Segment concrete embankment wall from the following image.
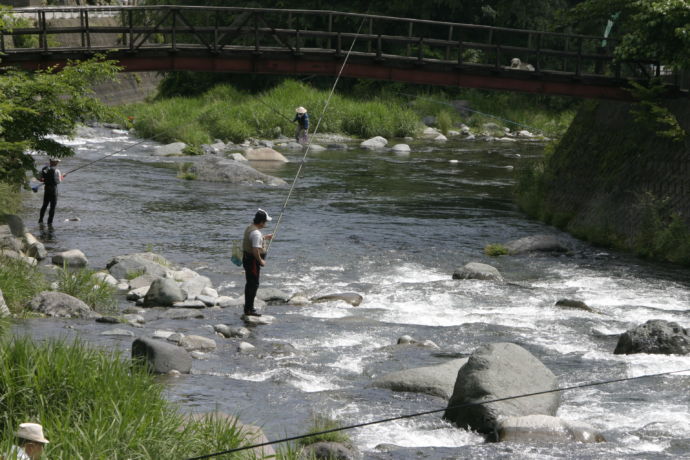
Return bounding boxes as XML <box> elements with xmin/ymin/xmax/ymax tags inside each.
<box><xmin>535</xmin><ymin>98</ymin><xmax>690</xmax><ymax>250</ymax></box>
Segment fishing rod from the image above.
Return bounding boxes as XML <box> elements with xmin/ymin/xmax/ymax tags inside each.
<box><xmin>255</xmin><ymin>97</ymin><xmax>295</xmax><ymax>124</ymax></box>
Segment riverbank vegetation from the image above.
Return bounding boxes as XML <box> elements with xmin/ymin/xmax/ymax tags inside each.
<box><xmin>0</xmin><ymin>337</ymin><xmax>265</xmax><ymax>459</ymax></box>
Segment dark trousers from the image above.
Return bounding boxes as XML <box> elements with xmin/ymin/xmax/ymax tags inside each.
<box><xmin>243</xmin><ymin>253</ymin><xmax>261</xmax><ymax>313</ymax></box>
<box><xmin>39</xmin><ymin>187</ymin><xmax>58</xmax><ymax>224</ymax></box>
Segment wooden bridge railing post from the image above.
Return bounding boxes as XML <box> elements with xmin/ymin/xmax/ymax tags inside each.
<box><xmin>376</xmin><ymin>34</ymin><xmax>382</xmax><ymax>60</ymax></box>
<box><xmin>327</xmin><ymin>13</ymin><xmax>332</xmax><ymax>50</ymax></box>
<box><xmin>213</xmin><ymin>10</ymin><xmax>219</xmax><ymax>53</ymax></box>
<box><xmin>407</xmin><ymin>22</ymin><xmax>412</xmax><ymax>57</ymax></box>
<box><xmin>576</xmin><ymin>37</ymin><xmax>583</xmax><ymax>77</ymax></box>
<box><xmin>171</xmin><ymin>9</ymin><xmax>178</xmax><ymax>51</ymax></box>
<box><xmin>295</xmin><ymin>28</ymin><xmax>301</xmax><ymax>55</ymax></box>
<box><xmin>128</xmin><ymin>9</ymin><xmax>134</xmax><ymax>51</ymax></box>
<box><xmin>446</xmin><ymin>25</ymin><xmax>453</xmax><ymax>61</ymax></box>
<box><xmin>457</xmin><ymin>32</ymin><xmax>464</xmax><ymax>65</ymax></box>
<box><xmin>84</xmin><ymin>10</ymin><xmax>91</xmax><ymax>51</ymax></box>
<box><xmin>367</xmin><ymin>17</ymin><xmax>373</xmax><ymax>53</ymax></box>
<box><xmin>38</xmin><ymin>10</ymin><xmax>47</xmax><ymax>52</ymax></box>
<box><xmin>335</xmin><ymin>31</ymin><xmax>342</xmax><ymax>56</ymax></box>
<box><xmin>535</xmin><ymin>32</ymin><xmax>541</xmax><ymax>72</ymax></box>
<box><xmin>417</xmin><ymin>37</ymin><xmax>424</xmax><ymax>63</ymax></box>
<box><xmin>254</xmin><ymin>12</ymin><xmax>260</xmax><ymax>53</ymax></box>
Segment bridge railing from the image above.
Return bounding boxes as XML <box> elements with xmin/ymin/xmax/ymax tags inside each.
<box><xmin>0</xmin><ymin>5</ymin><xmax>667</xmax><ymax>82</ymax></box>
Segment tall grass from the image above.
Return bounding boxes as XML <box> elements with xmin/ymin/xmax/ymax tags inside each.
<box><xmin>0</xmin><ymin>256</ymin><xmax>49</xmax><ymax>314</ymax></box>
<box><xmin>0</xmin><ymin>337</ymin><xmax>263</xmax><ymax>459</ymax></box>
<box><xmin>0</xmin><ymin>183</ymin><xmax>21</xmax><ymax>215</ymax></box>
<box><xmin>55</xmin><ymin>265</ymin><xmax>117</xmax><ymax>314</ymax></box>
<box><xmin>298</xmin><ymin>415</ymin><xmax>351</xmax><ymax>446</ymax></box>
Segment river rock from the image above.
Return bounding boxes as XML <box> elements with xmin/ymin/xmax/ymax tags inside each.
<box><xmin>179</xmin><ymin>335</ymin><xmax>216</xmax><ymax>352</ymax></box>
<box><xmin>25</xmin><ymin>291</ymin><xmax>95</xmax><ymax>318</ymax></box>
<box><xmin>391</xmin><ymin>144</ymin><xmax>411</xmax><ymax>153</ymax></box>
<box><xmin>152</xmin><ymin>330</ymin><xmax>176</xmax><ymax>340</ymax></box>
<box><xmin>245</xmin><ymin>147</ymin><xmax>288</xmax><ymax>162</ymax></box>
<box><xmin>227</xmin><ymin>152</ymin><xmax>248</xmax><ymax>162</ymax></box>
<box><xmin>238</xmin><ymin>341</ymin><xmax>256</xmax><ymax>352</ymax></box>
<box><xmin>195</xmin><ymin>294</ymin><xmax>217</xmax><ymax>306</ymax></box>
<box><xmin>257</xmin><ymin>287</ymin><xmax>292</xmax><ymax>304</ymax></box>
<box><xmin>434</xmin><ymin>134</ymin><xmax>448</xmax><ymax>142</ymax></box>
<box><xmin>126</xmin><ymin>286</ymin><xmax>149</xmax><ymax>301</ymax></box>
<box><xmin>189</xmin><ymin>155</ymin><xmax>287</xmax><ymax>186</ymax></box>
<box><xmin>555</xmin><ymin>299</ymin><xmax>594</xmax><ymax>312</ymax></box>
<box><xmin>123</xmin><ymin>313</ymin><xmax>145</xmax><ymax>325</ymax></box>
<box><xmin>158</xmin><ymin>308</ymin><xmax>204</xmax><ymax>320</ymax></box>
<box><xmin>452</xmin><ymin>262</ymin><xmax>503</xmax><ymax>282</ymax></box>
<box><xmin>128</xmin><ymin>273</ymin><xmax>158</xmax><ymax>290</ymax></box>
<box><xmin>242</xmin><ymin>314</ymin><xmax>274</xmax><ymax>325</ymax></box>
<box><xmin>93</xmin><ymin>271</ymin><xmax>118</xmax><ymax>286</ymax></box>
<box><xmin>327</xmin><ymin>143</ymin><xmax>348</xmax><ymax>150</ymax></box>
<box><xmin>0</xmin><ymin>288</ymin><xmax>10</xmax><ymax>317</ymax></box>
<box><xmin>614</xmin><ymin>320</ymin><xmax>690</xmax><ymax>355</ymax></box>
<box><xmin>498</xmin><ymin>415</ymin><xmax>605</xmax><ymax>443</ymax></box>
<box><xmin>52</xmin><ymin>249</ymin><xmax>88</xmax><ymax>268</ymax></box>
<box><xmin>504</xmin><ymin>235</ymin><xmax>569</xmax><ymax>255</ymax></box>
<box><xmin>173</xmin><ymin>300</ymin><xmax>207</xmax><ymax>309</ymax></box>
<box><xmin>0</xmin><ymin>214</ymin><xmax>25</xmax><ymax>237</ymax></box>
<box><xmin>288</xmin><ymin>295</ymin><xmax>310</xmax><ymax>306</ymax></box>
<box><xmin>143</xmin><ymin>278</ymin><xmax>186</xmax><ymax>307</ymax></box>
<box><xmin>201</xmin><ymin>286</ymin><xmax>218</xmax><ymax>298</ymax></box>
<box><xmin>131</xmin><ymin>337</ymin><xmax>192</xmax><ymax>374</ymax></box>
<box><xmin>301</xmin><ymin>441</ymin><xmax>362</xmax><ymax>460</ymax></box>
<box><xmin>180</xmin><ymin>275</ymin><xmax>212</xmax><ymax>299</ymax></box>
<box><xmin>373</xmin><ymin>358</ymin><xmax>468</xmax><ymax>399</ymax></box>
<box><xmin>153</xmin><ymin>142</ymin><xmax>186</xmax><ymax>156</ymax></box>
<box><xmin>311</xmin><ymin>292</ymin><xmax>363</xmax><ymax>307</ymax></box>
<box><xmin>443</xmin><ymin>342</ymin><xmax>559</xmax><ymax>437</ymax></box>
<box><xmin>482</xmin><ymin>122</ymin><xmax>505</xmax><ymax>137</ymax></box>
<box><xmin>107</xmin><ymin>254</ymin><xmax>169</xmax><ymax>280</ymax></box>
<box><xmin>0</xmin><ymin>225</ymin><xmax>22</xmax><ymax>253</ymax></box>
<box><xmin>167</xmin><ymin>267</ymin><xmax>201</xmax><ymax>282</ymax></box>
<box><xmin>309</xmin><ymin>144</ymin><xmax>326</xmax><ymax>152</ymax></box>
<box><xmin>214</xmin><ymin>324</ymin><xmax>251</xmax><ymax>338</ymax></box>
<box><xmin>360</xmin><ymin>136</ymin><xmax>388</xmax><ymax>150</ymax></box>
<box><xmin>217</xmin><ymin>296</ymin><xmax>243</xmax><ymax>308</ymax></box>
<box><xmin>23</xmin><ymin>233</ymin><xmax>47</xmax><ymax>260</ymax></box>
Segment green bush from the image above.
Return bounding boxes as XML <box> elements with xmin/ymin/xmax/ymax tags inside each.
<box><xmin>484</xmin><ymin>244</ymin><xmax>509</xmax><ymax>256</ymax></box>
<box><xmin>0</xmin><ymin>338</ymin><xmax>258</xmax><ymax>459</ymax></box>
<box><xmin>436</xmin><ymin>109</ymin><xmax>453</xmax><ymax>135</ymax></box>
<box><xmin>0</xmin><ymin>183</ymin><xmax>21</xmax><ymax>215</ymax></box>
<box><xmin>0</xmin><ymin>256</ymin><xmax>48</xmax><ymax>314</ymax></box>
<box><xmin>55</xmin><ymin>265</ymin><xmax>117</xmax><ymax>313</ymax></box>
<box><xmin>298</xmin><ymin>415</ymin><xmax>350</xmax><ymax>447</ymax></box>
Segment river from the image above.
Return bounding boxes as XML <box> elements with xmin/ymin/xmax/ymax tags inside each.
<box><xmin>13</xmin><ymin>126</ymin><xmax>690</xmax><ymax>459</ymax></box>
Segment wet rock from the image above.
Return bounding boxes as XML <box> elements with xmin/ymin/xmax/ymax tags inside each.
<box><xmin>227</xmin><ymin>152</ymin><xmax>248</xmax><ymax>162</ymax></box>
<box><xmin>52</xmin><ymin>249</ymin><xmax>89</xmax><ymax>268</ymax></box>
<box><xmin>614</xmin><ymin>320</ymin><xmax>690</xmax><ymax>355</ymax></box>
<box><xmin>301</xmin><ymin>441</ymin><xmax>362</xmax><ymax>460</ymax></box>
<box><xmin>195</xmin><ymin>294</ymin><xmax>218</xmax><ymax>307</ymax></box>
<box><xmin>101</xmin><ymin>328</ymin><xmax>135</xmax><ymax>337</ymax></box>
<box><xmin>123</xmin><ymin>306</ymin><xmax>146</xmax><ymax>315</ymax></box>
<box><xmin>26</xmin><ymin>291</ymin><xmax>96</xmax><ymax>318</ymax></box>
<box><xmin>0</xmin><ymin>225</ymin><xmax>22</xmax><ymax>253</ymax></box>
<box><xmin>288</xmin><ymin>295</ymin><xmax>310</xmax><ymax>306</ymax></box>
<box><xmin>96</xmin><ymin>316</ymin><xmax>121</xmax><ymax>324</ymax></box>
<box><xmin>452</xmin><ymin>262</ymin><xmax>503</xmax><ymax>282</ymax></box>
<box><xmin>107</xmin><ymin>254</ymin><xmax>168</xmax><ymax>280</ymax></box>
<box><xmin>158</xmin><ymin>308</ymin><xmax>204</xmax><ymax>320</ymax></box>
<box><xmin>217</xmin><ymin>296</ymin><xmax>243</xmax><ymax>308</ymax></box>
<box><xmin>0</xmin><ymin>288</ymin><xmax>10</xmax><ymax>317</ymax></box>
<box><xmin>152</xmin><ymin>330</ymin><xmax>176</xmax><ymax>340</ymax></box>
<box><xmin>396</xmin><ymin>335</ymin><xmax>439</xmax><ymax>349</ymax></box>
<box><xmin>434</xmin><ymin>134</ymin><xmax>448</xmax><ymax>142</ymax></box>
<box><xmin>172</xmin><ymin>300</ymin><xmax>207</xmax><ymax>309</ymax></box>
<box><xmin>153</xmin><ymin>141</ymin><xmax>186</xmax><ymax>156</ymax></box>
<box><xmin>214</xmin><ymin>324</ymin><xmax>250</xmax><ymax>338</ymax></box>
<box><xmin>126</xmin><ymin>286</ymin><xmax>149</xmax><ymax>301</ymax></box>
<box><xmin>397</xmin><ymin>335</ymin><xmax>415</xmax><ymax>344</ymax></box>
<box><xmin>23</xmin><ymin>233</ymin><xmax>47</xmax><ymax>260</ymax></box>
<box><xmin>504</xmin><ymin>235</ymin><xmax>569</xmax><ymax>255</ymax></box>
<box><xmin>131</xmin><ymin>337</ymin><xmax>192</xmax><ymax>374</ymax></box>
<box><xmin>144</xmin><ymin>278</ymin><xmax>185</xmax><ymax>307</ymax></box>
<box><xmin>93</xmin><ymin>271</ymin><xmax>118</xmax><ymax>286</ymax></box>
<box><xmin>498</xmin><ymin>415</ymin><xmax>605</xmax><ymax>443</ymax></box>
<box><xmin>373</xmin><ymin>358</ymin><xmax>468</xmax><ymax>399</ymax></box>
<box><xmin>0</xmin><ymin>214</ymin><xmax>25</xmax><ymax>237</ymax></box>
<box><xmin>128</xmin><ymin>273</ymin><xmax>157</xmax><ymax>290</ymax></box>
<box><xmin>311</xmin><ymin>292</ymin><xmax>363</xmax><ymax>307</ymax></box>
<box><xmin>482</xmin><ymin>122</ymin><xmax>505</xmax><ymax>137</ymax></box>
<box><xmin>179</xmin><ymin>335</ymin><xmax>216</xmax><ymax>352</ymax></box>
<box><xmin>179</xmin><ymin>275</ymin><xmax>212</xmax><ymax>299</ymax></box>
<box><xmin>245</xmin><ymin>147</ymin><xmax>288</xmax><ymax>162</ymax></box>
<box><xmin>123</xmin><ymin>313</ymin><xmax>145</xmax><ymax>324</ymax></box>
<box><xmin>167</xmin><ymin>267</ymin><xmax>201</xmax><ymax>282</ymax></box>
<box><xmin>242</xmin><ymin>314</ymin><xmax>274</xmax><ymax>325</ymax></box>
<box><xmin>555</xmin><ymin>299</ymin><xmax>594</xmax><ymax>312</ymax></box>
<box><xmin>201</xmin><ymin>286</ymin><xmax>218</xmax><ymax>298</ymax></box>
<box><xmin>327</xmin><ymin>143</ymin><xmax>348</xmax><ymax>150</ymax></box>
<box><xmin>360</xmin><ymin>136</ymin><xmax>388</xmax><ymax>150</ymax></box>
<box><xmin>443</xmin><ymin>343</ymin><xmax>559</xmax><ymax>437</ymax></box>
<box><xmin>308</xmin><ymin>144</ymin><xmax>326</xmax><ymax>152</ymax></box>
<box><xmin>189</xmin><ymin>155</ymin><xmax>287</xmax><ymax>186</ymax></box>
<box><xmin>238</xmin><ymin>342</ymin><xmax>256</xmax><ymax>352</ymax></box>
<box><xmin>422</xmin><ymin>127</ymin><xmax>439</xmax><ymax>137</ymax></box>
<box><xmin>257</xmin><ymin>287</ymin><xmax>291</xmax><ymax>304</ymax></box>
<box><xmin>391</xmin><ymin>144</ymin><xmax>411</xmax><ymax>153</ymax></box>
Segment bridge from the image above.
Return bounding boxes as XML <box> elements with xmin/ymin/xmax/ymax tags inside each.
<box><xmin>0</xmin><ymin>5</ymin><xmax>684</xmax><ymax>100</ymax></box>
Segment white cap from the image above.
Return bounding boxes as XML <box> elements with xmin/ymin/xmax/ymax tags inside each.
<box><xmin>295</xmin><ymin>106</ymin><xmax>307</xmax><ymax>114</ymax></box>
<box><xmin>16</xmin><ymin>423</ymin><xmax>49</xmax><ymax>444</ymax></box>
<box><xmin>256</xmin><ymin>208</ymin><xmax>272</xmax><ymax>222</ymax></box>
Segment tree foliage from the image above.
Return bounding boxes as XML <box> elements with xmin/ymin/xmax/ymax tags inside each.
<box><xmin>0</xmin><ymin>55</ymin><xmax>121</xmax><ymax>186</ymax></box>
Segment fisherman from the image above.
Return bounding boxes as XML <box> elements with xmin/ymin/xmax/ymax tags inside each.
<box><xmin>38</xmin><ymin>158</ymin><xmax>63</xmax><ymax>226</ymax></box>
<box><xmin>293</xmin><ymin>106</ymin><xmax>309</xmax><ymax>144</ymax></box>
<box><xmin>242</xmin><ymin>208</ymin><xmax>273</xmax><ymax>317</ymax></box>
<box><xmin>7</xmin><ymin>422</ymin><xmax>50</xmax><ymax>460</ymax></box>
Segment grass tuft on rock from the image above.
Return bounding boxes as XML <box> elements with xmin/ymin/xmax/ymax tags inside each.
<box><xmin>56</xmin><ymin>265</ymin><xmax>117</xmax><ymax>314</ymax></box>
<box><xmin>0</xmin><ymin>256</ymin><xmax>49</xmax><ymax>314</ymax></box>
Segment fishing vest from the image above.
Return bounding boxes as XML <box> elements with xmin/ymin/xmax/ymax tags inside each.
<box><xmin>242</xmin><ymin>224</ymin><xmax>264</xmax><ymax>255</ymax></box>
<box><xmin>42</xmin><ymin>166</ymin><xmax>58</xmax><ymax>187</ymax></box>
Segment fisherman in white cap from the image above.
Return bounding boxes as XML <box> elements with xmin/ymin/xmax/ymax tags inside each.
<box><xmin>293</xmin><ymin>106</ymin><xmax>309</xmax><ymax>144</ymax></box>
<box><xmin>241</xmin><ymin>208</ymin><xmax>273</xmax><ymax>317</ymax></box>
<box><xmin>7</xmin><ymin>422</ymin><xmax>49</xmax><ymax>460</ymax></box>
<box><xmin>38</xmin><ymin>158</ymin><xmax>63</xmax><ymax>226</ymax></box>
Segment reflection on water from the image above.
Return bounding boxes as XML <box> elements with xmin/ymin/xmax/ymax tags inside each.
<box><xmin>16</xmin><ymin>128</ymin><xmax>690</xmax><ymax>459</ymax></box>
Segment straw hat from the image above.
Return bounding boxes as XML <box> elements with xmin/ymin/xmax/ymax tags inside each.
<box><xmin>16</xmin><ymin>423</ymin><xmax>50</xmax><ymax>444</ymax></box>
<box><xmin>295</xmin><ymin>107</ymin><xmax>307</xmax><ymax>114</ymax></box>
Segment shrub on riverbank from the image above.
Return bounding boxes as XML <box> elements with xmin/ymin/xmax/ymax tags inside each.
<box><xmin>0</xmin><ymin>337</ymin><xmax>259</xmax><ymax>459</ymax></box>
<box><xmin>0</xmin><ymin>256</ymin><xmax>49</xmax><ymax>314</ymax></box>
<box><xmin>123</xmin><ymin>80</ymin><xmax>421</xmax><ymax>145</ymax></box>
<box><xmin>0</xmin><ymin>183</ymin><xmax>21</xmax><ymax>215</ymax></box>
<box><xmin>55</xmin><ymin>266</ymin><xmax>117</xmax><ymax>313</ymax></box>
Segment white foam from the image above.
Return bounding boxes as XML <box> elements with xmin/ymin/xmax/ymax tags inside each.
<box><xmin>355</xmin><ymin>418</ymin><xmax>483</xmax><ymax>449</ymax></box>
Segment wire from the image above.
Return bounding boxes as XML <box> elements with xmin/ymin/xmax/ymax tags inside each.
<box><xmin>184</xmin><ymin>367</ymin><xmax>690</xmax><ymax>460</ymax></box>
<box><xmin>265</xmin><ymin>17</ymin><xmax>367</xmax><ymax>254</ymax></box>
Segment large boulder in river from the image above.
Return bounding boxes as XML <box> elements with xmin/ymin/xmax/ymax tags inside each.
<box><xmin>132</xmin><ymin>337</ymin><xmax>192</xmax><ymax>374</ymax></box>
<box><xmin>189</xmin><ymin>156</ymin><xmax>287</xmax><ymax>186</ymax></box>
<box><xmin>504</xmin><ymin>235</ymin><xmax>569</xmax><ymax>255</ymax></box>
<box><xmin>153</xmin><ymin>142</ymin><xmax>186</xmax><ymax>156</ymax></box>
<box><xmin>311</xmin><ymin>292</ymin><xmax>363</xmax><ymax>306</ymax></box>
<box><xmin>443</xmin><ymin>343</ymin><xmax>559</xmax><ymax>438</ymax></box>
<box><xmin>614</xmin><ymin>320</ymin><xmax>690</xmax><ymax>355</ymax></box>
<box><xmin>301</xmin><ymin>441</ymin><xmax>362</xmax><ymax>460</ymax></box>
<box><xmin>143</xmin><ymin>278</ymin><xmax>186</xmax><ymax>307</ymax></box>
<box><xmin>26</xmin><ymin>291</ymin><xmax>96</xmax><ymax>318</ymax></box>
<box><xmin>498</xmin><ymin>415</ymin><xmax>605</xmax><ymax>443</ymax></box>
<box><xmin>107</xmin><ymin>253</ymin><xmax>169</xmax><ymax>280</ymax></box>
<box><xmin>52</xmin><ymin>249</ymin><xmax>89</xmax><ymax>268</ymax></box>
<box><xmin>373</xmin><ymin>358</ymin><xmax>468</xmax><ymax>399</ymax></box>
<box><xmin>244</xmin><ymin>147</ymin><xmax>288</xmax><ymax>162</ymax></box>
<box><xmin>452</xmin><ymin>262</ymin><xmax>503</xmax><ymax>282</ymax></box>
<box><xmin>360</xmin><ymin>136</ymin><xmax>388</xmax><ymax>150</ymax></box>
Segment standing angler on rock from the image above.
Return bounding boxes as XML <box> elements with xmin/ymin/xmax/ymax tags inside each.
<box><xmin>242</xmin><ymin>209</ymin><xmax>273</xmax><ymax>317</ymax></box>
<box><xmin>38</xmin><ymin>158</ymin><xmax>64</xmax><ymax>226</ymax></box>
<box><xmin>293</xmin><ymin>106</ymin><xmax>309</xmax><ymax>144</ymax></box>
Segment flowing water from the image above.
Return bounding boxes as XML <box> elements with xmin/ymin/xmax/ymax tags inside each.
<box><xmin>13</xmin><ymin>126</ymin><xmax>690</xmax><ymax>459</ymax></box>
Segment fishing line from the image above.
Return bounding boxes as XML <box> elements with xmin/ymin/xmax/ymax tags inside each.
<box><xmin>395</xmin><ymin>91</ymin><xmax>551</xmax><ymax>137</ymax></box>
<box><xmin>255</xmin><ymin>97</ymin><xmax>295</xmax><ymax>124</ymax></box>
<box><xmin>265</xmin><ymin>16</ymin><xmax>367</xmax><ymax>254</ymax></box>
<box><xmin>184</xmin><ymin>367</ymin><xmax>690</xmax><ymax>460</ymax></box>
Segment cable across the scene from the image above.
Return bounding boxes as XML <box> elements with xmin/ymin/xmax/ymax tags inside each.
<box><xmin>184</xmin><ymin>367</ymin><xmax>690</xmax><ymax>460</ymax></box>
<box><xmin>265</xmin><ymin>18</ymin><xmax>367</xmax><ymax>254</ymax></box>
